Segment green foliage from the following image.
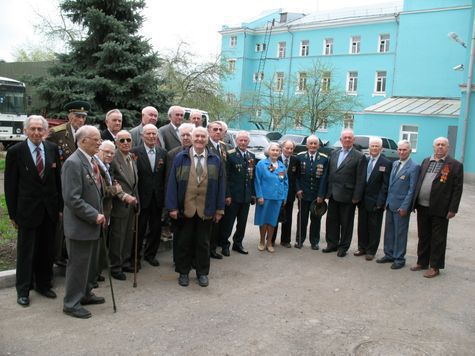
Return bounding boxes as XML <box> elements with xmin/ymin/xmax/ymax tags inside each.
<box><xmin>0</xmin><ymin>159</ymin><xmax>5</xmax><ymax>172</ymax></box>
<box><xmin>12</xmin><ymin>47</ymin><xmax>57</xmax><ymax>62</ymax></box>
<box><xmin>30</xmin><ymin>0</ymin><xmax>169</xmax><ymax>127</ymax></box>
<box><xmin>0</xmin><ymin>195</ymin><xmax>17</xmax><ymax>271</ymax></box>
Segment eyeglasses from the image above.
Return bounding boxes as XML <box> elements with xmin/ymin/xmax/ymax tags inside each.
<box><xmin>212</xmin><ymin>127</ymin><xmax>223</xmax><ymax>132</ymax></box>
<box><xmin>118</xmin><ymin>138</ymin><xmax>132</xmax><ymax>143</ymax></box>
<box><xmin>85</xmin><ymin>136</ymin><xmax>102</xmax><ymax>143</ymax></box>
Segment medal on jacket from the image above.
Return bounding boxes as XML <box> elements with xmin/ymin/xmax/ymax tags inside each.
<box><xmin>248</xmin><ymin>158</ymin><xmax>254</xmax><ymax>179</ymax></box>
<box><xmin>300</xmin><ymin>161</ymin><xmax>306</xmax><ymax>175</ymax></box>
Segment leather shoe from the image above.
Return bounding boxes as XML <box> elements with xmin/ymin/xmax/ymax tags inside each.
<box><xmin>97</xmin><ymin>274</ymin><xmax>105</xmax><ymax>282</ymax></box>
<box><xmin>410</xmin><ymin>264</ymin><xmax>428</xmax><ymax>271</ymax></box>
<box><xmin>322</xmin><ymin>247</ymin><xmax>337</xmax><ymax>253</ymax></box>
<box><xmin>232</xmin><ymin>244</ymin><xmax>248</xmax><ymax>255</ymax></box>
<box><xmin>35</xmin><ymin>288</ymin><xmax>57</xmax><ymax>299</ymax></box>
<box><xmin>111</xmin><ymin>272</ymin><xmax>126</xmax><ymax>280</ymax></box>
<box><xmin>390</xmin><ymin>262</ymin><xmax>405</xmax><ymax>270</ymax></box>
<box><xmin>294</xmin><ymin>243</ymin><xmax>302</xmax><ymax>249</ymax></box>
<box><xmin>266</xmin><ymin>245</ymin><xmax>275</xmax><ymax>253</ymax></box>
<box><xmin>365</xmin><ymin>254</ymin><xmax>375</xmax><ymax>261</ymax></box>
<box><xmin>178</xmin><ymin>273</ymin><xmax>189</xmax><ymax>287</ymax></box>
<box><xmin>376</xmin><ymin>256</ymin><xmax>394</xmax><ymax>264</ymax></box>
<box><xmin>17</xmin><ymin>296</ymin><xmax>30</xmax><ymax>307</ymax></box>
<box><xmin>353</xmin><ymin>250</ymin><xmax>365</xmax><ymax>256</ymax></box>
<box><xmin>81</xmin><ymin>294</ymin><xmax>105</xmax><ymax>305</ymax></box>
<box><xmin>424</xmin><ymin>268</ymin><xmax>440</xmax><ymax>278</ymax></box>
<box><xmin>122</xmin><ymin>266</ymin><xmax>135</xmax><ymax>273</ymax></box>
<box><xmin>258</xmin><ymin>243</ymin><xmax>266</xmax><ymax>251</ymax></box>
<box><xmin>221</xmin><ymin>246</ymin><xmax>230</xmax><ymax>257</ymax></box>
<box><xmin>337</xmin><ymin>249</ymin><xmax>347</xmax><ymax>257</ymax></box>
<box><xmin>197</xmin><ymin>275</ymin><xmax>209</xmax><ymax>287</ymax></box>
<box><xmin>311</xmin><ymin>244</ymin><xmax>319</xmax><ymax>250</ymax></box>
<box><xmin>92</xmin><ymin>281</ymin><xmax>99</xmax><ymax>289</ymax></box>
<box><xmin>280</xmin><ymin>242</ymin><xmax>292</xmax><ymax>248</ymax></box>
<box><xmin>145</xmin><ymin>257</ymin><xmax>160</xmax><ymax>266</ymax></box>
<box><xmin>210</xmin><ymin>250</ymin><xmax>223</xmax><ymax>259</ymax></box>
<box><xmin>63</xmin><ymin>307</ymin><xmax>92</xmax><ymax>319</ymax></box>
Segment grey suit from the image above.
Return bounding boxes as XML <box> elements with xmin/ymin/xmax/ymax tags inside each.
<box><xmin>129</xmin><ymin>124</ymin><xmax>144</xmax><ymax>147</ymax></box>
<box><xmin>325</xmin><ymin>148</ymin><xmax>366</xmax><ymax>252</ymax></box>
<box><xmin>62</xmin><ymin>149</ymin><xmax>103</xmax><ymax>311</ymax></box>
<box><xmin>158</xmin><ymin>123</ymin><xmax>181</xmax><ymax>151</ymax></box>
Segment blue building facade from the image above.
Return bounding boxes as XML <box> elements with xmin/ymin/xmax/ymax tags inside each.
<box><xmin>219</xmin><ymin>0</ymin><xmax>474</xmax><ymax>178</ymax></box>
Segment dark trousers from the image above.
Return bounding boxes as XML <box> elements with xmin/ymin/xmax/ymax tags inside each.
<box><xmin>16</xmin><ymin>214</ymin><xmax>56</xmax><ymax>297</ymax></box>
<box><xmin>295</xmin><ymin>199</ymin><xmax>321</xmax><ymax>246</ymax></box>
<box><xmin>325</xmin><ymin>198</ymin><xmax>356</xmax><ymax>251</ymax></box>
<box><xmin>136</xmin><ymin>200</ymin><xmax>162</xmax><ymax>261</ymax></box>
<box><xmin>209</xmin><ymin>220</ymin><xmax>221</xmax><ymax>252</ymax></box>
<box><xmin>272</xmin><ymin>197</ymin><xmax>295</xmax><ymax>244</ymax></box>
<box><xmin>357</xmin><ymin>206</ymin><xmax>384</xmax><ymax>255</ymax></box>
<box><xmin>175</xmin><ymin>214</ymin><xmax>212</xmax><ymax>276</ymax></box>
<box><xmin>416</xmin><ymin>205</ymin><xmax>449</xmax><ymax>269</ymax></box>
<box><xmin>219</xmin><ymin>201</ymin><xmax>250</xmax><ymax>248</ymax></box>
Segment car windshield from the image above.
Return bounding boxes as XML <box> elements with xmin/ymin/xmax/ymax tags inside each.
<box><xmin>249</xmin><ymin>135</ymin><xmax>270</xmax><ymax>149</ymax></box>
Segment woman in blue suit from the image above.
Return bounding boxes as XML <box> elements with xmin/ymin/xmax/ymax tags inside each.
<box><xmin>254</xmin><ymin>142</ymin><xmax>288</xmax><ymax>252</ymax></box>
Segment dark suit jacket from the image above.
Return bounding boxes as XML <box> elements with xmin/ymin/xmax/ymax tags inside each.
<box><xmin>131</xmin><ymin>144</ymin><xmax>167</xmax><ymax>209</ymax></box>
<box><xmin>296</xmin><ymin>152</ymin><xmax>328</xmax><ymax>201</ymax></box>
<box><xmin>110</xmin><ymin>151</ymin><xmax>139</xmax><ymax>218</ymax></box>
<box><xmin>5</xmin><ymin>140</ymin><xmax>62</xmax><ymax>228</ymax></box>
<box><xmin>225</xmin><ymin>149</ymin><xmax>256</xmax><ymax>203</ymax></box>
<box><xmin>278</xmin><ymin>154</ymin><xmax>298</xmax><ymax>202</ymax></box>
<box><xmin>158</xmin><ymin>123</ymin><xmax>181</xmax><ymax>151</ymax></box>
<box><xmin>327</xmin><ymin>148</ymin><xmax>366</xmax><ymax>203</ymax></box>
<box><xmin>101</xmin><ymin>129</ymin><xmax>115</xmax><ymax>142</ymax></box>
<box><xmin>413</xmin><ymin>155</ymin><xmax>463</xmax><ymax>217</ymax></box>
<box><xmin>361</xmin><ymin>155</ymin><xmax>391</xmax><ymax>211</ymax></box>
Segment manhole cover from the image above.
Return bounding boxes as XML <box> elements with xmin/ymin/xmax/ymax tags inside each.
<box><xmin>354</xmin><ymin>340</ymin><xmax>430</xmax><ymax>356</ymax></box>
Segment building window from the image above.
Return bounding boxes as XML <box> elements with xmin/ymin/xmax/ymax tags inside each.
<box><xmin>225</xmin><ymin>93</ymin><xmax>236</xmax><ymax>103</ymax></box>
<box><xmin>346</xmin><ymin>71</ymin><xmax>358</xmax><ymax>94</ymax></box>
<box><xmin>317</xmin><ymin>118</ymin><xmax>328</xmax><ymax>131</ymax></box>
<box><xmin>277</xmin><ymin>42</ymin><xmax>286</xmax><ymax>58</ymax></box>
<box><xmin>350</xmin><ymin>36</ymin><xmax>361</xmax><ymax>54</ymax></box>
<box><xmin>275</xmin><ymin>72</ymin><xmax>284</xmax><ymax>92</ymax></box>
<box><xmin>300</xmin><ymin>40</ymin><xmax>309</xmax><ymax>56</ymax></box>
<box><xmin>400</xmin><ymin>125</ymin><xmax>418</xmax><ymax>151</ymax></box>
<box><xmin>230</xmin><ymin>36</ymin><xmax>237</xmax><ymax>48</ymax></box>
<box><xmin>295</xmin><ymin>115</ymin><xmax>303</xmax><ymax>129</ymax></box>
<box><xmin>323</xmin><ymin>38</ymin><xmax>333</xmax><ymax>55</ymax></box>
<box><xmin>255</xmin><ymin>109</ymin><xmax>262</xmax><ymax>119</ymax></box>
<box><xmin>255</xmin><ymin>43</ymin><xmax>267</xmax><ymax>52</ymax></box>
<box><xmin>374</xmin><ymin>71</ymin><xmax>387</xmax><ymax>94</ymax></box>
<box><xmin>343</xmin><ymin>114</ymin><xmax>354</xmax><ymax>129</ymax></box>
<box><xmin>378</xmin><ymin>34</ymin><xmax>390</xmax><ymax>53</ymax></box>
<box><xmin>321</xmin><ymin>72</ymin><xmax>331</xmax><ymax>92</ymax></box>
<box><xmin>227</xmin><ymin>59</ymin><xmax>236</xmax><ymax>72</ymax></box>
<box><xmin>253</xmin><ymin>72</ymin><xmax>264</xmax><ymax>82</ymax></box>
<box><xmin>297</xmin><ymin>72</ymin><xmax>307</xmax><ymax>92</ymax></box>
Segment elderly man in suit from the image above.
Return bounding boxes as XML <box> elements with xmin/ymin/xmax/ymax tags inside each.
<box><xmin>272</xmin><ymin>139</ymin><xmax>299</xmax><ymax>248</ymax></box>
<box><xmin>109</xmin><ymin>130</ymin><xmax>139</xmax><ymax>280</ymax></box>
<box><xmin>377</xmin><ymin>139</ymin><xmax>420</xmax><ymax>270</ymax></box>
<box><xmin>130</xmin><ymin>124</ymin><xmax>168</xmax><ymax>267</ymax></box>
<box><xmin>189</xmin><ymin>110</ymin><xmax>203</xmax><ymax>127</ymax></box>
<box><xmin>129</xmin><ymin>106</ymin><xmax>159</xmax><ymax>147</ymax></box>
<box><xmin>62</xmin><ymin>125</ymin><xmax>106</xmax><ymax>319</ymax></box>
<box><xmin>355</xmin><ymin>137</ymin><xmax>391</xmax><ymax>261</ymax></box>
<box><xmin>295</xmin><ymin>135</ymin><xmax>329</xmax><ymax>250</ymax></box>
<box><xmin>324</xmin><ymin>129</ymin><xmax>366</xmax><ymax>257</ymax></box>
<box><xmin>158</xmin><ymin>105</ymin><xmax>184</xmax><ymax>151</ymax></box>
<box><xmin>166</xmin><ymin>126</ymin><xmax>225</xmax><ymax>287</ymax></box>
<box><xmin>411</xmin><ymin>137</ymin><xmax>463</xmax><ymax>278</ymax></box>
<box><xmin>5</xmin><ymin>115</ymin><xmax>62</xmax><ymax>307</ymax></box>
<box><xmin>101</xmin><ymin>109</ymin><xmax>123</xmax><ymax>142</ymax></box>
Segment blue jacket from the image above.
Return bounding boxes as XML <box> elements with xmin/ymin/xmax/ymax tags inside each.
<box><xmin>386</xmin><ymin>158</ymin><xmax>420</xmax><ymax>213</ymax></box>
<box><xmin>166</xmin><ymin>147</ymin><xmax>225</xmax><ymax>216</ymax></box>
<box><xmin>254</xmin><ymin>158</ymin><xmax>288</xmax><ymax>201</ymax></box>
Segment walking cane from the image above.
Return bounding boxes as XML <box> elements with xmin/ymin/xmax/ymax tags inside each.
<box><xmin>298</xmin><ymin>196</ymin><xmax>302</xmax><ymax>248</ymax></box>
<box><xmin>133</xmin><ymin>212</ymin><xmax>139</xmax><ymax>288</ymax></box>
<box><xmin>101</xmin><ymin>225</ymin><xmax>117</xmax><ymax>313</ymax></box>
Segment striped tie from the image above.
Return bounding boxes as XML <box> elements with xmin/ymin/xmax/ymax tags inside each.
<box><xmin>36</xmin><ymin>146</ymin><xmax>44</xmax><ymax>178</ymax></box>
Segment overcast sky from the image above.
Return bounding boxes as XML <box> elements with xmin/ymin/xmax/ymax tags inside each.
<box><xmin>0</xmin><ymin>0</ymin><xmax>397</xmax><ymax>62</ymax></box>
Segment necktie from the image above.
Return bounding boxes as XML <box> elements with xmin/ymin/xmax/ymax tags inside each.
<box><xmin>310</xmin><ymin>155</ymin><xmax>314</xmax><ymax>168</ymax></box>
<box><xmin>126</xmin><ymin>155</ymin><xmax>133</xmax><ymax>174</ymax></box>
<box><xmin>196</xmin><ymin>155</ymin><xmax>203</xmax><ymax>182</ymax></box>
<box><xmin>148</xmin><ymin>148</ymin><xmax>155</xmax><ymax>171</ymax></box>
<box><xmin>92</xmin><ymin>158</ymin><xmax>101</xmax><ymax>188</ymax></box>
<box><xmin>367</xmin><ymin>158</ymin><xmax>375</xmax><ymax>181</ymax></box>
<box><xmin>242</xmin><ymin>151</ymin><xmax>247</xmax><ymax>160</ymax></box>
<box><xmin>35</xmin><ymin>146</ymin><xmax>44</xmax><ymax>178</ymax></box>
<box><xmin>284</xmin><ymin>157</ymin><xmax>289</xmax><ymax>167</ymax></box>
<box><xmin>216</xmin><ymin>144</ymin><xmax>221</xmax><ymax>156</ymax></box>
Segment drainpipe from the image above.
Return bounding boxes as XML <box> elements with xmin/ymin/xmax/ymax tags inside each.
<box><xmin>461</xmin><ymin>17</ymin><xmax>475</xmax><ymax>163</ymax></box>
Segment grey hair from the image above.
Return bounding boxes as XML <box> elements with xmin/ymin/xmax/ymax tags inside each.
<box><xmin>369</xmin><ymin>136</ymin><xmax>383</xmax><ymax>146</ymax></box>
<box><xmin>24</xmin><ymin>115</ymin><xmax>48</xmax><ymax>130</ymax></box>
<box><xmin>105</xmin><ymin>109</ymin><xmax>122</xmax><ymax>121</ymax></box>
<box><xmin>398</xmin><ymin>139</ymin><xmax>412</xmax><ymax>150</ymax></box>
<box><xmin>99</xmin><ymin>140</ymin><xmax>115</xmax><ymax>150</ymax></box>
<box><xmin>142</xmin><ymin>123</ymin><xmax>158</xmax><ymax>133</ymax></box>
<box><xmin>306</xmin><ymin>135</ymin><xmax>320</xmax><ymax>144</ymax></box>
<box><xmin>340</xmin><ymin>128</ymin><xmax>355</xmax><ymax>138</ymax></box>
<box><xmin>215</xmin><ymin>120</ymin><xmax>228</xmax><ymax>131</ymax></box>
<box><xmin>179</xmin><ymin>123</ymin><xmax>194</xmax><ymax>135</ymax></box>
<box><xmin>192</xmin><ymin>126</ymin><xmax>208</xmax><ymax>138</ymax></box>
<box><xmin>235</xmin><ymin>130</ymin><xmax>250</xmax><ymax>140</ymax></box>
<box><xmin>266</xmin><ymin>142</ymin><xmax>281</xmax><ymax>155</ymax></box>
<box><xmin>167</xmin><ymin>105</ymin><xmax>184</xmax><ymax>118</ymax></box>
<box><xmin>433</xmin><ymin>137</ymin><xmax>449</xmax><ymax>146</ymax></box>
<box><xmin>76</xmin><ymin>125</ymin><xmax>99</xmax><ymax>142</ymax></box>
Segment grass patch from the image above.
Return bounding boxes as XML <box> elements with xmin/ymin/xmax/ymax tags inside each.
<box><xmin>0</xmin><ymin>194</ymin><xmax>16</xmax><ymax>271</ymax></box>
<box><xmin>0</xmin><ymin>159</ymin><xmax>5</xmax><ymax>172</ymax></box>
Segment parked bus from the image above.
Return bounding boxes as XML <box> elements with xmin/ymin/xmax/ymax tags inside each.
<box><xmin>0</xmin><ymin>76</ymin><xmax>27</xmax><ymax>148</ymax></box>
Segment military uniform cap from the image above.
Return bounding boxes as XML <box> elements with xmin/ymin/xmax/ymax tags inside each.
<box><xmin>64</xmin><ymin>100</ymin><xmax>91</xmax><ymax>116</ymax></box>
<box><xmin>310</xmin><ymin>200</ymin><xmax>328</xmax><ymax>218</ymax></box>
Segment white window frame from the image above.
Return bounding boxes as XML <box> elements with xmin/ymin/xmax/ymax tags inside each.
<box><xmin>255</xmin><ymin>109</ymin><xmax>262</xmax><ymax>119</ymax></box>
<box><xmin>321</xmin><ymin>72</ymin><xmax>331</xmax><ymax>92</ymax></box>
<box><xmin>227</xmin><ymin>59</ymin><xmax>236</xmax><ymax>72</ymax></box>
<box><xmin>277</xmin><ymin>42</ymin><xmax>286</xmax><ymax>58</ymax></box>
<box><xmin>374</xmin><ymin>71</ymin><xmax>387</xmax><ymax>95</ymax></box>
<box><xmin>230</xmin><ymin>36</ymin><xmax>237</xmax><ymax>48</ymax></box>
<box><xmin>300</xmin><ymin>40</ymin><xmax>309</xmax><ymax>57</ymax></box>
<box><xmin>275</xmin><ymin>72</ymin><xmax>284</xmax><ymax>92</ymax></box>
<box><xmin>253</xmin><ymin>72</ymin><xmax>264</xmax><ymax>82</ymax></box>
<box><xmin>323</xmin><ymin>38</ymin><xmax>333</xmax><ymax>55</ymax></box>
<box><xmin>343</xmin><ymin>113</ymin><xmax>354</xmax><ymax>129</ymax></box>
<box><xmin>297</xmin><ymin>72</ymin><xmax>307</xmax><ymax>92</ymax></box>
<box><xmin>349</xmin><ymin>36</ymin><xmax>361</xmax><ymax>54</ymax></box>
<box><xmin>255</xmin><ymin>43</ymin><xmax>267</xmax><ymax>52</ymax></box>
<box><xmin>400</xmin><ymin>125</ymin><xmax>419</xmax><ymax>152</ymax></box>
<box><xmin>346</xmin><ymin>71</ymin><xmax>358</xmax><ymax>94</ymax></box>
<box><xmin>378</xmin><ymin>34</ymin><xmax>390</xmax><ymax>53</ymax></box>
<box><xmin>317</xmin><ymin>118</ymin><xmax>328</xmax><ymax>132</ymax></box>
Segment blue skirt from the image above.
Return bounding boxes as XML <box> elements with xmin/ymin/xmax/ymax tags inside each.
<box><xmin>254</xmin><ymin>199</ymin><xmax>283</xmax><ymax>227</ymax></box>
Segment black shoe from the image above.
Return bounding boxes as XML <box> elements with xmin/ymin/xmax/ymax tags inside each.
<box><xmin>145</xmin><ymin>257</ymin><xmax>160</xmax><ymax>266</ymax></box>
<box><xmin>97</xmin><ymin>274</ymin><xmax>105</xmax><ymax>282</ymax></box>
<box><xmin>294</xmin><ymin>243</ymin><xmax>302</xmax><ymax>249</ymax></box>
<box><xmin>376</xmin><ymin>256</ymin><xmax>394</xmax><ymax>264</ymax></box>
<box><xmin>311</xmin><ymin>244</ymin><xmax>320</xmax><ymax>250</ymax></box>
<box><xmin>280</xmin><ymin>242</ymin><xmax>292</xmax><ymax>248</ymax></box>
<box><xmin>221</xmin><ymin>246</ymin><xmax>230</xmax><ymax>257</ymax></box>
<box><xmin>122</xmin><ymin>266</ymin><xmax>135</xmax><ymax>273</ymax></box>
<box><xmin>337</xmin><ymin>249</ymin><xmax>347</xmax><ymax>257</ymax></box>
<box><xmin>197</xmin><ymin>275</ymin><xmax>209</xmax><ymax>287</ymax></box>
<box><xmin>35</xmin><ymin>288</ymin><xmax>57</xmax><ymax>299</ymax></box>
<box><xmin>232</xmin><ymin>244</ymin><xmax>248</xmax><ymax>255</ymax></box>
<box><xmin>390</xmin><ymin>262</ymin><xmax>405</xmax><ymax>270</ymax></box>
<box><xmin>92</xmin><ymin>281</ymin><xmax>99</xmax><ymax>289</ymax></box>
<box><xmin>63</xmin><ymin>307</ymin><xmax>92</xmax><ymax>319</ymax></box>
<box><xmin>178</xmin><ymin>274</ymin><xmax>189</xmax><ymax>287</ymax></box>
<box><xmin>322</xmin><ymin>247</ymin><xmax>337</xmax><ymax>253</ymax></box>
<box><xmin>210</xmin><ymin>250</ymin><xmax>223</xmax><ymax>259</ymax></box>
<box><xmin>111</xmin><ymin>272</ymin><xmax>126</xmax><ymax>280</ymax></box>
<box><xmin>81</xmin><ymin>294</ymin><xmax>105</xmax><ymax>305</ymax></box>
<box><xmin>17</xmin><ymin>296</ymin><xmax>30</xmax><ymax>307</ymax></box>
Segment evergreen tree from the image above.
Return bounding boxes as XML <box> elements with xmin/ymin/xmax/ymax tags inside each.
<box><xmin>32</xmin><ymin>0</ymin><xmax>168</xmax><ymax>126</ymax></box>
